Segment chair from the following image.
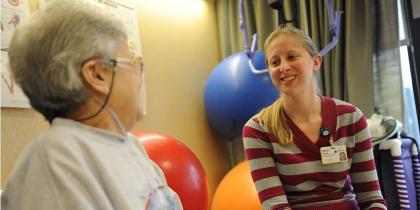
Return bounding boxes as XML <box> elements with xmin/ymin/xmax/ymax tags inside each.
<box><xmin>373</xmin><ymin>138</ymin><xmax>420</xmax><ymax>210</ymax></box>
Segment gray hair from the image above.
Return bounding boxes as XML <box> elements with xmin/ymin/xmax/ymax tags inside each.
<box><xmin>8</xmin><ymin>0</ymin><xmax>127</xmax><ymax>122</ymax></box>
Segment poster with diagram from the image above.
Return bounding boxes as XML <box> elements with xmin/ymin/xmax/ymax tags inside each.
<box><xmin>1</xmin><ymin>0</ymin><xmax>31</xmax><ymax>108</ymax></box>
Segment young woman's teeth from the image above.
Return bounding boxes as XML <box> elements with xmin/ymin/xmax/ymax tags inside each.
<box><xmin>282</xmin><ymin>75</ymin><xmax>296</xmax><ymax>81</ymax></box>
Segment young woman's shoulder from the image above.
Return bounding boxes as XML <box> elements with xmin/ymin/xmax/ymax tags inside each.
<box><xmin>327</xmin><ymin>97</ymin><xmax>353</xmax><ymax>106</ymax></box>
<box><xmin>328</xmin><ymin>97</ymin><xmax>363</xmax><ymax>112</ymax></box>
<box><xmin>245</xmin><ymin>113</ymin><xmax>260</xmax><ymax>124</ymax></box>
<box><xmin>243</xmin><ymin>113</ymin><xmax>271</xmax><ymax>134</ymax></box>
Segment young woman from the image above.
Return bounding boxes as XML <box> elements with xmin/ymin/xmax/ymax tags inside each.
<box><xmin>243</xmin><ymin>25</ymin><xmax>387</xmax><ymax>210</ymax></box>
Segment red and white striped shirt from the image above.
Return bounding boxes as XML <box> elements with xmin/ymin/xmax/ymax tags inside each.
<box><xmin>243</xmin><ymin>97</ymin><xmax>387</xmax><ymax>210</ymax></box>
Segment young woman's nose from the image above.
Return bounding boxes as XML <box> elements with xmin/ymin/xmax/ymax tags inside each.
<box><xmin>279</xmin><ymin>61</ymin><xmax>290</xmax><ymax>72</ymax></box>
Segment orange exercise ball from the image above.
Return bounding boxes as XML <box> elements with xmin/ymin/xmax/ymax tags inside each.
<box><xmin>211</xmin><ymin>161</ymin><xmax>263</xmax><ymax>210</ymax></box>
<box><xmin>133</xmin><ymin>131</ymin><xmax>209</xmax><ymax>210</ymax></box>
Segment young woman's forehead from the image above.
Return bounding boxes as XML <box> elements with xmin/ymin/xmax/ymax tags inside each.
<box><xmin>267</xmin><ymin>36</ymin><xmax>307</xmax><ymax>55</ymax></box>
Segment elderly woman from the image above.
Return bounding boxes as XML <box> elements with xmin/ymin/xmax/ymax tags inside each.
<box><xmin>1</xmin><ymin>1</ymin><xmax>182</xmax><ymax>210</ymax></box>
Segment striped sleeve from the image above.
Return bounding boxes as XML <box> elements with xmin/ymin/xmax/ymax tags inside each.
<box><xmin>243</xmin><ymin>117</ymin><xmax>292</xmax><ymax>210</ymax></box>
<box><xmin>348</xmin><ymin>108</ymin><xmax>387</xmax><ymax>210</ymax></box>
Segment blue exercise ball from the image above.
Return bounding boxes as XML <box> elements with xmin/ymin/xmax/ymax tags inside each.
<box><xmin>204</xmin><ymin>51</ymin><xmax>279</xmax><ymax>140</ymax></box>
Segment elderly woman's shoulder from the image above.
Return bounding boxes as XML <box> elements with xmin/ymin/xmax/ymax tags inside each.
<box><xmin>22</xmin><ymin>125</ymin><xmax>81</xmax><ymax>158</ymax></box>
<box><xmin>31</xmin><ymin>118</ymin><xmax>126</xmax><ymax>156</ymax></box>
<box><xmin>19</xmin><ymin>118</ymin><xmax>95</xmax><ymax>163</ymax></box>
<box><xmin>7</xmin><ymin>127</ymin><xmax>82</xmax><ymax>181</ymax></box>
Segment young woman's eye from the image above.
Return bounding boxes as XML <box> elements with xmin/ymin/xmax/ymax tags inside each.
<box><xmin>288</xmin><ymin>55</ymin><xmax>296</xmax><ymax>60</ymax></box>
<box><xmin>270</xmin><ymin>59</ymin><xmax>280</xmax><ymax>66</ymax></box>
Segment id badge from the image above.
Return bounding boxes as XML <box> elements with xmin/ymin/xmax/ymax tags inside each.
<box><xmin>320</xmin><ymin>145</ymin><xmax>347</xmax><ymax>165</ymax></box>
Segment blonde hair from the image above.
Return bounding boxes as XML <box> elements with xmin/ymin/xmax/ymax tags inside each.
<box><xmin>259</xmin><ymin>25</ymin><xmax>319</xmax><ymax>145</ymax></box>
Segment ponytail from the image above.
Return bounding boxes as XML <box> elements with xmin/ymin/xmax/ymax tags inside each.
<box><xmin>258</xmin><ymin>97</ymin><xmax>293</xmax><ymax>145</ymax></box>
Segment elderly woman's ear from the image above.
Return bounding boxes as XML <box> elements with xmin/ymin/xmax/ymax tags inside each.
<box><xmin>81</xmin><ymin>60</ymin><xmax>112</xmax><ymax>96</ymax></box>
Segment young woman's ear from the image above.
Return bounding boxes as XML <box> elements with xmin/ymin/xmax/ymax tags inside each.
<box><xmin>81</xmin><ymin>60</ymin><xmax>112</xmax><ymax>96</ymax></box>
<box><xmin>313</xmin><ymin>54</ymin><xmax>322</xmax><ymax>71</ymax></box>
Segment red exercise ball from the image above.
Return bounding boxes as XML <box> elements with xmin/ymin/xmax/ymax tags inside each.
<box><xmin>211</xmin><ymin>161</ymin><xmax>263</xmax><ymax>210</ymax></box>
<box><xmin>132</xmin><ymin>131</ymin><xmax>209</xmax><ymax>210</ymax></box>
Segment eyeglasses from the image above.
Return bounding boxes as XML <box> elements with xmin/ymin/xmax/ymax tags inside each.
<box><xmin>108</xmin><ymin>56</ymin><xmax>143</xmax><ymax>77</ymax></box>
